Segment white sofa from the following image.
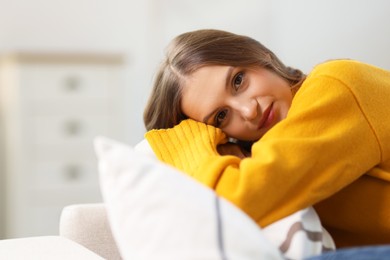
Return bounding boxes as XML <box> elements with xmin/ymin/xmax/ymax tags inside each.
<box><xmin>0</xmin><ymin>203</ymin><xmax>121</xmax><ymax>260</ymax></box>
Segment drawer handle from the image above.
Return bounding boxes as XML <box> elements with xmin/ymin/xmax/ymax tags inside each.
<box><xmin>64</xmin><ymin>76</ymin><xmax>82</xmax><ymax>92</ymax></box>
<box><xmin>64</xmin><ymin>120</ymin><xmax>82</xmax><ymax>136</ymax></box>
<box><xmin>64</xmin><ymin>164</ymin><xmax>82</xmax><ymax>181</ymax></box>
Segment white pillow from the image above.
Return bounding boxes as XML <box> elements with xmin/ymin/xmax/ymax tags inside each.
<box><xmin>95</xmin><ymin>137</ymin><xmax>283</xmax><ymax>260</ymax></box>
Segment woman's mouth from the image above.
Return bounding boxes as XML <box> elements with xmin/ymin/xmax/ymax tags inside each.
<box><xmin>257</xmin><ymin>103</ymin><xmax>275</xmax><ymax>130</ymax></box>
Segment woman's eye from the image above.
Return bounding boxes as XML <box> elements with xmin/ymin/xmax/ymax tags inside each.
<box><xmin>215</xmin><ymin>109</ymin><xmax>228</xmax><ymax>126</ymax></box>
<box><xmin>233</xmin><ymin>72</ymin><xmax>244</xmax><ymax>90</ymax></box>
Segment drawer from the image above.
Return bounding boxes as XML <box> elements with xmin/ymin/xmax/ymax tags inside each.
<box><xmin>27</xmin><ymin>115</ymin><xmax>115</xmax><ymax>144</ymax></box>
<box><xmin>8</xmin><ymin>205</ymin><xmax>65</xmax><ymax>237</ymax></box>
<box><xmin>28</xmin><ymin>186</ymin><xmax>102</xmax><ymax>206</ymax></box>
<box><xmin>25</xmin><ymin>97</ymin><xmax>114</xmax><ymax>116</ymax></box>
<box><xmin>8</xmin><ymin>185</ymin><xmax>102</xmax><ymax>237</ymax></box>
<box><xmin>23</xmin><ymin>192</ymin><xmax>101</xmax><ymax>235</ymax></box>
<box><xmin>29</xmin><ymin>160</ymin><xmax>100</xmax><ymax>189</ymax></box>
<box><xmin>20</xmin><ymin>64</ymin><xmax>123</xmax><ymax>100</ymax></box>
<box><xmin>28</xmin><ymin>143</ymin><xmax>97</xmax><ymax>161</ymax></box>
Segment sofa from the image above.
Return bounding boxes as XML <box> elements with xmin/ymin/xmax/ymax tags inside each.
<box><xmin>0</xmin><ymin>203</ymin><xmax>121</xmax><ymax>260</ymax></box>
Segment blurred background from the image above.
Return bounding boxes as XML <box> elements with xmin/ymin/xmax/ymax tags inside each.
<box><xmin>0</xmin><ymin>0</ymin><xmax>389</xmax><ymax>239</ymax></box>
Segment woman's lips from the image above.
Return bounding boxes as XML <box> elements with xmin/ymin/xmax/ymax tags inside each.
<box><xmin>257</xmin><ymin>103</ymin><xmax>274</xmax><ymax>130</ymax></box>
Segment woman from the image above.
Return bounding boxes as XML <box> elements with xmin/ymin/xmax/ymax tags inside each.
<box><xmin>143</xmin><ymin>29</ymin><xmax>390</xmax><ymax>248</ymax></box>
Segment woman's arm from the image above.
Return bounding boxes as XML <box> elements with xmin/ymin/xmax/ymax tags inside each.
<box><xmin>146</xmin><ymin>74</ymin><xmax>380</xmax><ymax>227</ymax></box>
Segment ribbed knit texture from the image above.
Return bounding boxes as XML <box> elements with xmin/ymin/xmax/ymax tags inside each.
<box><xmin>145</xmin><ymin>119</ymin><xmax>227</xmax><ymax>176</ymax></box>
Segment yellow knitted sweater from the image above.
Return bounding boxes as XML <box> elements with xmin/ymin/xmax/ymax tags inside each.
<box><xmin>145</xmin><ymin>60</ymin><xmax>390</xmax><ymax>247</ymax></box>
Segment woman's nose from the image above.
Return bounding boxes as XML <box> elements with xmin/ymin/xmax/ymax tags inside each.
<box><xmin>233</xmin><ymin>98</ymin><xmax>258</xmax><ymax>121</ymax></box>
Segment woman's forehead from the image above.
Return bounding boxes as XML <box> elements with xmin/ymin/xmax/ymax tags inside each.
<box><xmin>181</xmin><ymin>65</ymin><xmax>231</xmax><ymax>121</ymax></box>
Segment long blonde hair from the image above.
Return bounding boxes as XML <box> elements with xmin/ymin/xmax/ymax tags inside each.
<box><xmin>144</xmin><ymin>29</ymin><xmax>304</xmax><ymax>130</ymax></box>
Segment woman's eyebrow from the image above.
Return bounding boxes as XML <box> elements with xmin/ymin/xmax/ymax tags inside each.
<box><xmin>202</xmin><ymin>67</ymin><xmax>234</xmax><ymax>124</ymax></box>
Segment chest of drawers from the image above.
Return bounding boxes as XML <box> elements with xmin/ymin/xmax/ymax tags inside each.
<box><xmin>0</xmin><ymin>53</ymin><xmax>126</xmax><ymax>238</ymax></box>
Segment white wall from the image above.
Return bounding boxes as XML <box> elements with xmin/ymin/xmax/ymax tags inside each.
<box><xmin>147</xmin><ymin>0</ymin><xmax>390</xmax><ymax>73</ymax></box>
<box><xmin>268</xmin><ymin>0</ymin><xmax>390</xmax><ymax>72</ymax></box>
<box><xmin>1</xmin><ymin>0</ymin><xmax>390</xmax><ymax>144</ymax></box>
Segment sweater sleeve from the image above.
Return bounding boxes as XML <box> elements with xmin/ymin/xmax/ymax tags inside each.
<box><xmin>145</xmin><ymin>70</ymin><xmax>381</xmax><ymax>228</ymax></box>
<box><xmin>145</xmin><ymin>119</ymin><xmax>242</xmax><ymax>186</ymax></box>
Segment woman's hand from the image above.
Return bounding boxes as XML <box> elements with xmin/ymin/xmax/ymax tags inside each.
<box><xmin>217</xmin><ymin>142</ymin><xmax>251</xmax><ymax>159</ymax></box>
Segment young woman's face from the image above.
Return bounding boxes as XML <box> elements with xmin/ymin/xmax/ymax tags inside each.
<box><xmin>181</xmin><ymin>65</ymin><xmax>293</xmax><ymax>141</ymax></box>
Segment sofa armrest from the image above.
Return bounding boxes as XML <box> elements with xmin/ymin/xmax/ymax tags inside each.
<box><xmin>59</xmin><ymin>203</ymin><xmax>121</xmax><ymax>260</ymax></box>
